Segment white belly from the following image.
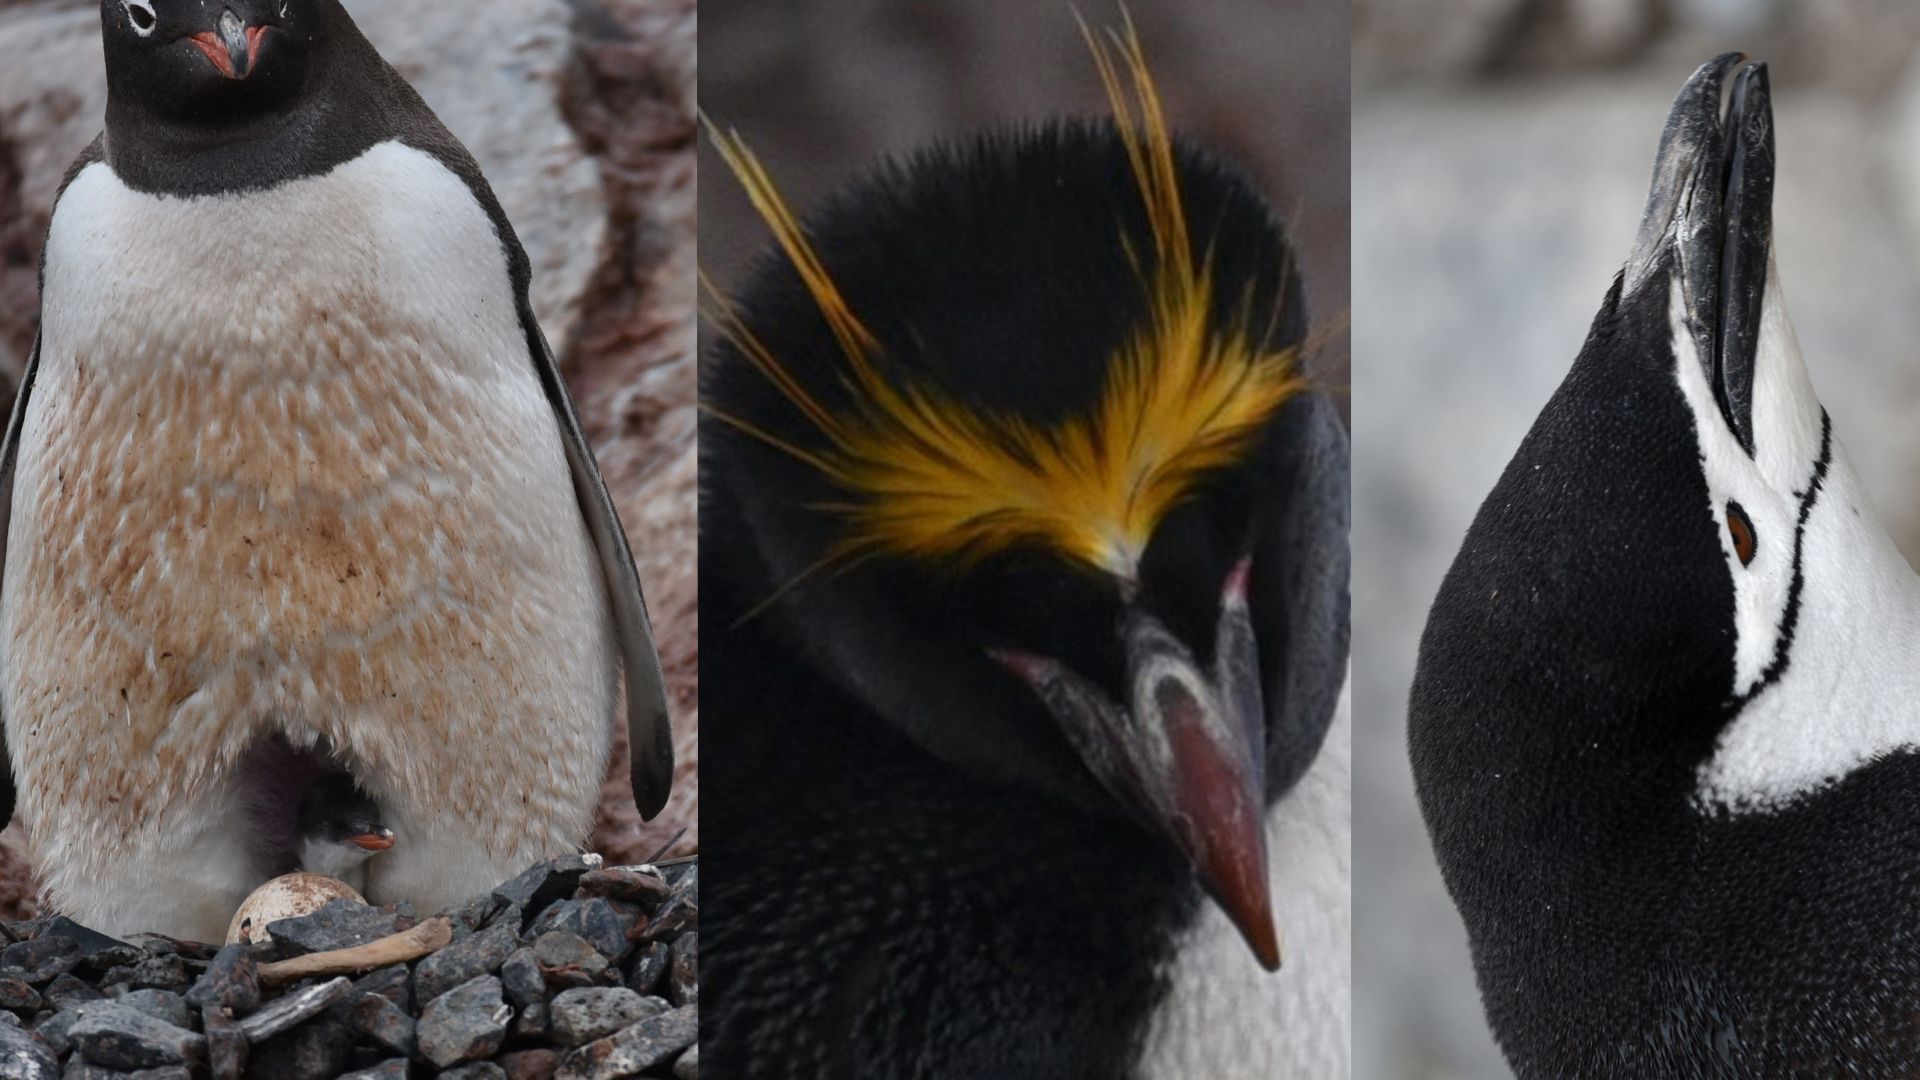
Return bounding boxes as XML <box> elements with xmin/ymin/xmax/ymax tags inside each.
<box><xmin>2</xmin><ymin>142</ymin><xmax>616</xmax><ymax>937</ymax></box>
<box><xmin>1135</xmin><ymin>678</ymin><xmax>1352</xmax><ymax>1078</ymax></box>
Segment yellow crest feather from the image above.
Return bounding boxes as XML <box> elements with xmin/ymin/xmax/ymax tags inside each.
<box><xmin>703</xmin><ymin>14</ymin><xmax>1306</xmax><ymax>580</ymax></box>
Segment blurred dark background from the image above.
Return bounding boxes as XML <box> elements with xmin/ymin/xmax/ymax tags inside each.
<box><xmin>1354</xmin><ymin>1</ymin><xmax>1920</xmax><ymax>1075</ymax></box>
<box><xmin>697</xmin><ymin>0</ymin><xmax>1352</xmax><ymax>406</ymax></box>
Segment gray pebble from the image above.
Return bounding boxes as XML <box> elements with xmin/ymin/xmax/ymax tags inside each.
<box><xmin>492</xmin><ymin>855</ymin><xmax>602</xmax><ymax>914</ymax></box>
<box><xmin>342</xmin><ymin>989</ymin><xmax>416</xmax><ymax>1058</ymax></box>
<box><xmin>67</xmin><ymin>1002</ymin><xmax>205</xmax><ymax>1070</ymax></box>
<box><xmin>43</xmin><ymin>975</ymin><xmax>105</xmax><ymax>1013</ymax></box>
<box><xmin>112</xmin><ymin>990</ymin><xmax>190</xmax><ymax>1033</ymax></box>
<box><xmin>183</xmin><ymin>945</ymin><xmax>258</xmax><ymax>1015</ymax></box>
<box><xmin>675</xmin><ymin>1044</ymin><xmax>699</xmax><ymax>1080</ymax></box>
<box><xmin>0</xmin><ymin>979</ymin><xmax>40</xmax><ymax>1013</ymax></box>
<box><xmin>577</xmin><ymin>867</ymin><xmax>671</xmax><ymax>910</ymax></box>
<box><xmin>0</xmin><ymin>1021</ymin><xmax>57</xmax><ymax>1080</ymax></box>
<box><xmin>336</xmin><ymin>1060</ymin><xmax>408</xmax><ymax>1080</ymax></box>
<box><xmin>667</xmin><ymin>933</ymin><xmax>696</xmax><ymax>1006</ymax></box>
<box><xmin>623</xmin><ymin>942</ymin><xmax>669</xmax><ymax>997</ymax></box>
<box><xmin>246</xmin><ymin>1018</ymin><xmax>354</xmax><ymax>1080</ymax></box>
<box><xmin>500</xmin><ymin>949</ymin><xmax>545</xmax><ymax>1010</ymax></box>
<box><xmin>0</xmin><ymin>937</ymin><xmax>79</xmax><ymax>986</ymax></box>
<box><xmin>636</xmin><ymin>869</ymin><xmax>696</xmax><ymax>943</ymax></box>
<box><xmin>555</xmin><ymin>1005</ymin><xmax>698</xmax><ymax>1080</ymax></box>
<box><xmin>417</xmin><ymin>975</ymin><xmax>511</xmax><ymax>1069</ymax></box>
<box><xmin>525</xmin><ymin>899</ymin><xmax>635</xmax><ymax>964</ymax></box>
<box><xmin>414</xmin><ymin>923</ymin><xmax>517</xmax><ymax>1004</ymax></box>
<box><xmin>200</xmin><ymin>1007</ymin><xmax>244</xmax><ymax>1080</ymax></box>
<box><xmin>234</xmin><ymin>977</ymin><xmax>350</xmax><ymax>1043</ymax></box>
<box><xmin>266</xmin><ymin>899</ymin><xmax>410</xmax><ymax>956</ymax></box>
<box><xmin>439</xmin><ymin>1064</ymin><xmax>507</xmax><ymax>1080</ymax></box>
<box><xmin>547</xmin><ymin>986</ymin><xmax>660</xmax><ymax>1047</ymax></box>
<box><xmin>532</xmin><ymin>933</ymin><xmax>607</xmax><ymax>991</ymax></box>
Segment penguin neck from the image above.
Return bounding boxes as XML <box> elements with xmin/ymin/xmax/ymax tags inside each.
<box><xmin>1695</xmin><ymin>440</ymin><xmax>1920</xmax><ymax>813</ymax></box>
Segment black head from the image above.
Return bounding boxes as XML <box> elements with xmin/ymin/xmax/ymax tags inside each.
<box><xmin>97</xmin><ymin>0</ymin><xmax>400</xmax><ymax>195</ymax></box>
<box><xmin>101</xmin><ymin>1</ymin><xmax>332</xmax><ymax>127</ymax></box>
<box><xmin>703</xmin><ymin>36</ymin><xmax>1348</xmax><ymax>970</ymax></box>
<box><xmin>295</xmin><ymin>772</ymin><xmax>392</xmax><ymax>850</ymax></box>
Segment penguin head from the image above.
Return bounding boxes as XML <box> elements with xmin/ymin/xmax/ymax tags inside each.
<box><xmin>705</xmin><ymin>26</ymin><xmax>1348</xmax><ymax>971</ymax></box>
<box><xmin>295</xmin><ymin>772</ymin><xmax>394</xmax><ymax>864</ymax></box>
<box><xmin>1413</xmin><ymin>52</ymin><xmax>1920</xmax><ymax>962</ymax></box>
<box><xmin>100</xmin><ymin>0</ymin><xmax>333</xmax><ymax>126</ymax></box>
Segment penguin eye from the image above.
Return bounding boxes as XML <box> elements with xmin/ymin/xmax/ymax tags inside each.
<box><xmin>123</xmin><ymin>1</ymin><xmax>157</xmax><ymax>36</ymax></box>
<box><xmin>1726</xmin><ymin>501</ymin><xmax>1757</xmax><ymax>566</ymax></box>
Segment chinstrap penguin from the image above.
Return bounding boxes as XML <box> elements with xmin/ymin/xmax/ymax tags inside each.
<box><xmin>0</xmin><ymin>0</ymin><xmax>675</xmax><ymax>940</ymax></box>
<box><xmin>701</xmin><ymin>22</ymin><xmax>1349</xmax><ymax>1078</ymax></box>
<box><xmin>1411</xmin><ymin>55</ymin><xmax>1920</xmax><ymax>1074</ymax></box>
<box><xmin>294</xmin><ymin>771</ymin><xmax>394</xmax><ymax>894</ymax></box>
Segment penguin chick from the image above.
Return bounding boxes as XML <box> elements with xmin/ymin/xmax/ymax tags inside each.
<box><xmin>701</xmin><ymin>21</ymin><xmax>1348</xmax><ymax>1078</ymax></box>
<box><xmin>1412</xmin><ymin>56</ymin><xmax>1920</xmax><ymax>1075</ymax></box>
<box><xmin>0</xmin><ymin>0</ymin><xmax>675</xmax><ymax>940</ymax></box>
<box><xmin>294</xmin><ymin>773</ymin><xmax>394</xmax><ymax>894</ymax></box>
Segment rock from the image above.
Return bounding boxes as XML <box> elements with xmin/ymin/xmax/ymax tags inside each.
<box><xmin>266</xmin><ymin>898</ymin><xmax>411</xmax><ymax>956</ymax></box>
<box><xmin>125</xmin><ymin>1069</ymin><xmax>192</xmax><ymax>1080</ymax></box>
<box><xmin>234</xmin><ymin>976</ymin><xmax>350</xmax><ymax>1043</ymax></box>
<box><xmin>500</xmin><ymin>949</ymin><xmax>546</xmax><ymax>1011</ymax></box>
<box><xmin>246</xmin><ymin>1019</ymin><xmax>354</xmax><ymax>1080</ymax></box>
<box><xmin>183</xmin><ymin>945</ymin><xmax>259</xmax><ymax>1014</ymax></box>
<box><xmin>338</xmin><ymin>1061</ymin><xmax>408</xmax><ymax>1080</ymax></box>
<box><xmin>555</xmin><ymin>1005</ymin><xmax>698</xmax><ymax>1080</ymax></box>
<box><xmin>512</xmin><ymin>1000</ymin><xmax>550</xmax><ymax>1041</ymax></box>
<box><xmin>413</xmin><ymin>923</ymin><xmax>518</xmax><ymax>1004</ymax></box>
<box><xmin>100</xmin><ymin>954</ymin><xmax>188</xmax><ymax>994</ymax></box>
<box><xmin>62</xmin><ymin>1065</ymin><xmax>119</xmax><ymax>1080</ymax></box>
<box><xmin>346</xmin><ymin>965</ymin><xmax>412</xmax><ymax>1013</ymax></box>
<box><xmin>547</xmin><ymin>987</ymin><xmax>660</xmax><ymax>1048</ymax></box>
<box><xmin>666</xmin><ymin>933</ymin><xmax>696</xmax><ymax>1006</ymax></box>
<box><xmin>0</xmin><ymin>935</ymin><xmax>79</xmax><ymax>985</ymax></box>
<box><xmin>675</xmin><ymin>1045</ymin><xmax>698</xmax><ymax>1080</ymax></box>
<box><xmin>623</xmin><ymin>942</ymin><xmax>669</xmax><ymax>997</ymax></box>
<box><xmin>499</xmin><ymin>1047</ymin><xmax>561</xmax><ymax>1080</ymax></box>
<box><xmin>66</xmin><ymin>1002</ymin><xmax>205</xmax><ymax>1070</ymax></box>
<box><xmin>524</xmin><ymin>899</ymin><xmax>636</xmax><ymax>964</ymax></box>
<box><xmin>440</xmin><ymin>1065</ymin><xmax>508</xmax><ymax>1080</ymax></box>
<box><xmin>0</xmin><ymin>978</ymin><xmax>39</xmax><ymax>1012</ymax></box>
<box><xmin>42</xmin><ymin>974</ymin><xmax>105</xmax><ymax>1012</ymax></box>
<box><xmin>576</xmin><ymin>868</ymin><xmax>670</xmax><ymax>909</ymax></box>
<box><xmin>491</xmin><ymin>856</ymin><xmax>603</xmax><ymax>916</ymax></box>
<box><xmin>227</xmin><ymin>874</ymin><xmax>365</xmax><ymax>946</ymax></box>
<box><xmin>200</xmin><ymin>1007</ymin><xmax>244</xmax><ymax>1080</ymax></box>
<box><xmin>113</xmin><ymin>990</ymin><xmax>190</xmax><ymax>1032</ymax></box>
<box><xmin>0</xmin><ymin>1021</ymin><xmax>56</xmax><ymax>1080</ymax></box>
<box><xmin>636</xmin><ymin>868</ymin><xmax>696</xmax><ymax>942</ymax></box>
<box><xmin>341</xmin><ymin>989</ymin><xmax>416</xmax><ymax>1058</ymax></box>
<box><xmin>32</xmin><ymin>1008</ymin><xmax>76</xmax><ymax>1058</ymax></box>
<box><xmin>450</xmin><ymin>893</ymin><xmax>515</xmax><ymax>941</ymax></box>
<box><xmin>532</xmin><ymin>933</ymin><xmax>608</xmax><ymax>991</ymax></box>
<box><xmin>416</xmin><ymin>975</ymin><xmax>511</xmax><ymax>1069</ymax></box>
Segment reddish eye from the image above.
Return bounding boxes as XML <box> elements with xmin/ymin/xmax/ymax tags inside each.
<box><xmin>1726</xmin><ymin>501</ymin><xmax>1757</xmax><ymax>566</ymax></box>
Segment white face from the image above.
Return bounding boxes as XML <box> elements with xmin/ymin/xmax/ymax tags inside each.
<box><xmin>1676</xmin><ymin>261</ymin><xmax>1920</xmax><ymax>813</ymax></box>
<box><xmin>121</xmin><ymin>0</ymin><xmax>157</xmax><ymax>37</ymax></box>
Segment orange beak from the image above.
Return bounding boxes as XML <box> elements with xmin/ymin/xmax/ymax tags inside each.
<box><xmin>348</xmin><ymin>830</ymin><xmax>395</xmax><ymax>852</ymax></box>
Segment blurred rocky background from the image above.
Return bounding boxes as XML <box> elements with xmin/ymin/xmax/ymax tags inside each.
<box><xmin>697</xmin><ymin>0</ymin><xmax>1351</xmax><ymax>408</ymax></box>
<box><xmin>0</xmin><ymin>0</ymin><xmax>697</xmax><ymax>916</ymax></box>
<box><xmin>1356</xmin><ymin>1</ymin><xmax>1920</xmax><ymax>1076</ymax></box>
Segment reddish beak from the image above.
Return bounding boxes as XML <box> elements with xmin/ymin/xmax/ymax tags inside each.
<box><xmin>348</xmin><ymin>831</ymin><xmax>395</xmax><ymax>852</ymax></box>
<box><xmin>188</xmin><ymin>21</ymin><xmax>269</xmax><ymax>80</ymax></box>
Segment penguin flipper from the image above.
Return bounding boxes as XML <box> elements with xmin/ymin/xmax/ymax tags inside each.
<box><xmin>525</xmin><ymin>321</ymin><xmax>675</xmax><ymax>820</ymax></box>
<box><xmin>0</xmin><ymin>331</ymin><xmax>39</xmax><ymax>830</ymax></box>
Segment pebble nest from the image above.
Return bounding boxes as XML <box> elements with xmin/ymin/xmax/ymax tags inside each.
<box><xmin>0</xmin><ymin>854</ymin><xmax>698</xmax><ymax>1079</ymax></box>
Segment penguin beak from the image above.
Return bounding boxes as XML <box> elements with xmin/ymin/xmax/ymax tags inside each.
<box><xmin>992</xmin><ymin>559</ymin><xmax>1279</xmax><ymax>970</ymax></box>
<box><xmin>188</xmin><ymin>8</ymin><xmax>270</xmax><ymax>81</ymax></box>
<box><xmin>1627</xmin><ymin>52</ymin><xmax>1774</xmax><ymax>455</ymax></box>
<box><xmin>347</xmin><ymin>828</ymin><xmax>395</xmax><ymax>852</ymax></box>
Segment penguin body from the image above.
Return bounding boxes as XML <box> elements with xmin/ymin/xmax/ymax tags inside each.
<box><xmin>0</xmin><ymin>0</ymin><xmax>673</xmax><ymax>940</ymax></box>
<box><xmin>702</xmin><ymin>28</ymin><xmax>1349</xmax><ymax>1076</ymax></box>
<box><xmin>1410</xmin><ymin>55</ymin><xmax>1920</xmax><ymax>1074</ymax></box>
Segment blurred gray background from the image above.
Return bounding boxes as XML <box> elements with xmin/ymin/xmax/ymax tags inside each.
<box><xmin>1355</xmin><ymin>0</ymin><xmax>1920</xmax><ymax>1076</ymax></box>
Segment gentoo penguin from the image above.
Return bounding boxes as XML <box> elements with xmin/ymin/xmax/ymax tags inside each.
<box><xmin>295</xmin><ymin>772</ymin><xmax>394</xmax><ymax>894</ymax></box>
<box><xmin>0</xmin><ymin>0</ymin><xmax>675</xmax><ymax>940</ymax></box>
<box><xmin>1411</xmin><ymin>55</ymin><xmax>1920</xmax><ymax>1074</ymax></box>
<box><xmin>701</xmin><ymin>23</ymin><xmax>1349</xmax><ymax>1078</ymax></box>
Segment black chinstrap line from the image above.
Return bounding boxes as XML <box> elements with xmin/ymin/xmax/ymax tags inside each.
<box><xmin>1730</xmin><ymin>409</ymin><xmax>1833</xmax><ymax>710</ymax></box>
